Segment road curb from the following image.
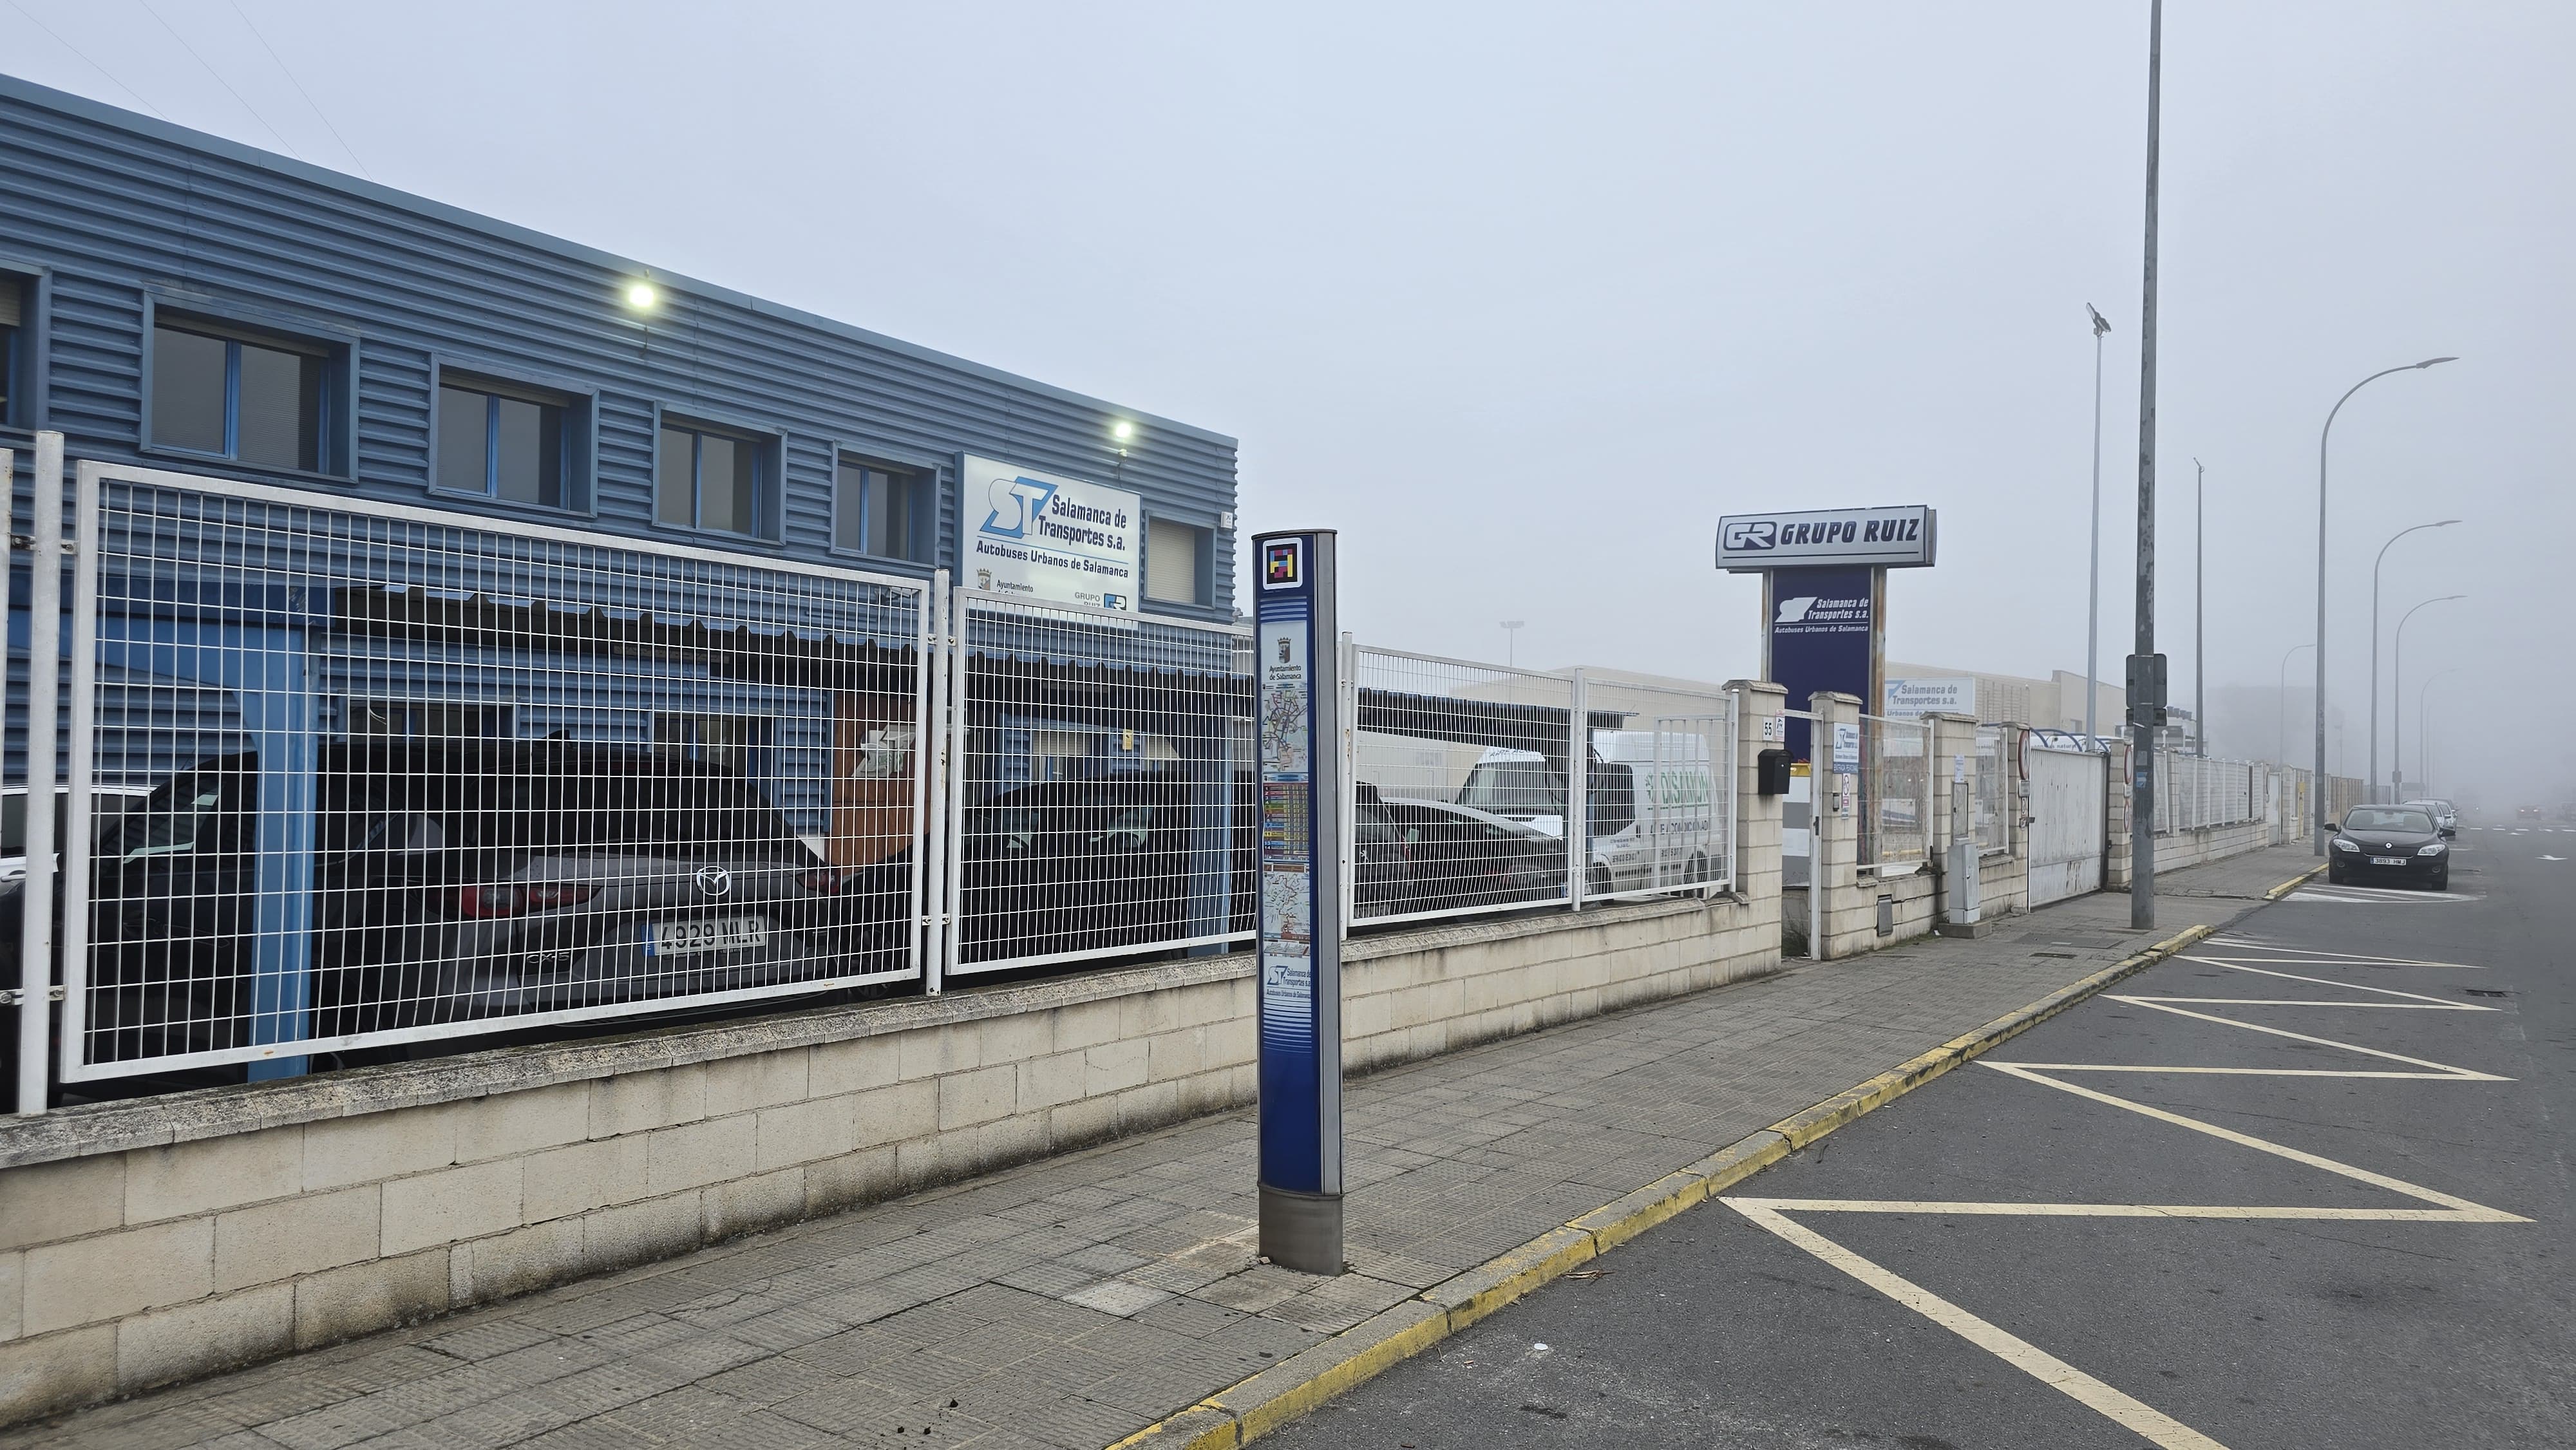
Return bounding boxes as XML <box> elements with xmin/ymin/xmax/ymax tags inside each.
<box><xmin>1108</xmin><ymin>867</ymin><xmax>2322</xmax><ymax>1449</ymax></box>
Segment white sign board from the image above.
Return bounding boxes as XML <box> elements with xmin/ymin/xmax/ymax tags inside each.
<box><xmin>1831</xmin><ymin>722</ymin><xmax>1861</xmax><ymax>773</ymax></box>
<box><xmin>1717</xmin><ymin>505</ymin><xmax>1937</xmax><ymax>572</ymax></box>
<box><xmin>962</xmin><ymin>455</ymin><xmax>1142</xmax><ymax>612</ymax></box>
<box><xmin>1884</xmin><ymin>677</ymin><xmax>1976</xmax><ymax>718</ymax></box>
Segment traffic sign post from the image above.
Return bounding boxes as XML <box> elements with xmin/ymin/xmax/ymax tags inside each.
<box><xmin>1251</xmin><ymin>531</ymin><xmax>1345</xmax><ymax>1274</ymax></box>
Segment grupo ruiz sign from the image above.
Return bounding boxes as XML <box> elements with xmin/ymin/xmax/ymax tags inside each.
<box><xmin>1716</xmin><ymin>505</ymin><xmax>1937</xmax><ymax>572</ymax></box>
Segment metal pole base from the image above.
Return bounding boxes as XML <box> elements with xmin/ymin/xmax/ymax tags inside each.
<box><xmin>1258</xmin><ymin>1183</ymin><xmax>1345</xmax><ymax>1276</ymax></box>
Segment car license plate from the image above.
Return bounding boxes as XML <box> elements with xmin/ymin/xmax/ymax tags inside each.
<box><xmin>643</xmin><ymin>918</ymin><xmax>768</xmax><ymax>957</ymax></box>
<box><xmin>2370</xmin><ymin>856</ymin><xmax>2407</xmax><ymax>867</ymax></box>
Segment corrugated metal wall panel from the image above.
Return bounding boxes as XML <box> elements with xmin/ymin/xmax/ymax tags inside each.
<box><xmin>0</xmin><ymin>77</ymin><xmax>1237</xmax><ymax>615</ymax></box>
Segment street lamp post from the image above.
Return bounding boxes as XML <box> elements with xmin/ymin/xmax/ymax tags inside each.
<box><xmin>2369</xmin><ymin>519</ymin><xmax>2459</xmax><ymax>798</ymax></box>
<box><xmin>2391</xmin><ymin>594</ymin><xmax>2463</xmax><ymax>800</ymax></box>
<box><xmin>2086</xmin><ymin>304</ymin><xmax>2112</xmax><ymax>742</ymax></box>
<box><xmin>2129</xmin><ymin>0</ymin><xmax>2164</xmax><ymax>930</ymax></box>
<box><xmin>2310</xmin><ymin>355</ymin><xmax>2457</xmax><ymax>855</ymax></box>
<box><xmin>1500</xmin><ymin>621</ymin><xmax>1524</xmax><ymax>668</ymax></box>
<box><xmin>2417</xmin><ymin>668</ymin><xmax>2458</xmax><ymax>793</ymax></box>
<box><xmin>2278</xmin><ymin>642</ymin><xmax>2311</xmax><ymax>771</ymax></box>
<box><xmin>2193</xmin><ymin>458</ymin><xmax>2205</xmax><ymax>756</ymax></box>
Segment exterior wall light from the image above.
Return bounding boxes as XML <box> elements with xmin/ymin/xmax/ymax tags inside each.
<box><xmin>1112</xmin><ymin>420</ymin><xmax>1134</xmax><ymax>442</ymax></box>
<box><xmin>625</xmin><ymin>281</ymin><xmax>658</xmax><ymax>310</ymax></box>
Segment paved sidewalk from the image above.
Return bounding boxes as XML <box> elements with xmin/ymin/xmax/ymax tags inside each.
<box><xmin>2</xmin><ymin>848</ymin><xmax>2318</xmax><ymax>1450</ymax></box>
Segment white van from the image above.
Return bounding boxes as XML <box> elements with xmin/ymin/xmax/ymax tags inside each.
<box><xmin>1454</xmin><ymin>728</ymin><xmax>1721</xmax><ymax>896</ymax></box>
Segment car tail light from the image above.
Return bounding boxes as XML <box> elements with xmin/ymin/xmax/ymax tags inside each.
<box><xmin>800</xmin><ymin>867</ymin><xmax>846</xmax><ymax>895</ymax></box>
<box><xmin>457</xmin><ymin>883</ymin><xmax>596</xmax><ymax>918</ymax></box>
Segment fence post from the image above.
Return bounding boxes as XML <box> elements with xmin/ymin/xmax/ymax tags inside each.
<box><xmin>1727</xmin><ymin>679</ymin><xmax>1785</xmax><ymax>924</ymax></box>
<box><xmin>1927</xmin><ymin>713</ymin><xmax>1980</xmax><ymax>932</ymax></box>
<box><xmin>1808</xmin><ymin>691</ymin><xmax>1861</xmax><ymax>959</ymax></box>
<box><xmin>12</xmin><ymin>437</ymin><xmax>57</xmax><ymax>1115</ymax></box>
<box><xmin>920</xmin><ymin>576</ymin><xmax>949</xmax><ymax>995</ymax></box>
<box><xmin>1567</xmin><ymin>668</ymin><xmax>1589</xmax><ymax>910</ymax></box>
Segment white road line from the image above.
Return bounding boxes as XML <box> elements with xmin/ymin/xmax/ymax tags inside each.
<box><xmin>2284</xmin><ymin>890</ymin><xmax>2480</xmax><ymax>906</ymax></box>
<box><xmin>2199</xmin><ymin>940</ymin><xmax>2484</xmax><ymax>968</ymax></box>
<box><xmin>2163</xmin><ymin>959</ymin><xmax>2499</xmax><ymax>1007</ymax></box>
<box><xmin>2088</xmin><ymin>997</ymin><xmax>2508</xmax><ymax>1078</ymax></box>
<box><xmin>1718</xmin><ymin>918</ymin><xmax>2528</xmax><ymax>1450</ymax></box>
<box><xmin>1993</xmin><ymin>1064</ymin><xmax>2474</xmax><ymax>1078</ymax></box>
<box><xmin>1980</xmin><ymin>1064</ymin><xmax>2523</xmax><ymax>1214</ymax></box>
<box><xmin>1728</xmin><ymin>1198</ymin><xmax>2510</xmax><ymax>1223</ymax></box>
<box><xmin>1723</xmin><ymin>1201</ymin><xmax>2235</xmax><ymax>1450</ymax></box>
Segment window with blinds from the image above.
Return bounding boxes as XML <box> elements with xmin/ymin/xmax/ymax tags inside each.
<box><xmin>1145</xmin><ymin>516</ymin><xmax>1209</xmax><ymax>605</ymax></box>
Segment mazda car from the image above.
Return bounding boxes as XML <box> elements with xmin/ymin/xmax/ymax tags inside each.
<box><xmin>73</xmin><ymin>740</ymin><xmax>860</xmax><ymax>1062</ymax></box>
<box><xmin>2327</xmin><ymin>805</ymin><xmax>2450</xmax><ymax>890</ymax></box>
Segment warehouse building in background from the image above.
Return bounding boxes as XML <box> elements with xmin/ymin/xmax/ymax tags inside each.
<box><xmin>0</xmin><ymin>73</ymin><xmax>1239</xmax><ymax>862</ymax></box>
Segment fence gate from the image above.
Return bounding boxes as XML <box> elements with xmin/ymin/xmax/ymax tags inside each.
<box><xmin>2027</xmin><ymin>741</ymin><xmax>2107</xmax><ymax>906</ymax></box>
<box><xmin>55</xmin><ymin>460</ymin><xmax>937</xmax><ymax>1083</ymax></box>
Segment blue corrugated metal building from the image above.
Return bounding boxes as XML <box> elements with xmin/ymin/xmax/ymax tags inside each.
<box><xmin>1</xmin><ymin>71</ymin><xmax>1244</xmax><ymax>818</ymax></box>
<box><xmin>0</xmin><ymin>73</ymin><xmax>1235</xmax><ymax>599</ymax></box>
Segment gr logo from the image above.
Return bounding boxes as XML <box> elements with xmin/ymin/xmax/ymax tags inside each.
<box><xmin>980</xmin><ymin>473</ymin><xmax>1057</xmax><ymax>540</ymax></box>
<box><xmin>1725</xmin><ymin>520</ymin><xmax>1779</xmax><ymax>551</ymax></box>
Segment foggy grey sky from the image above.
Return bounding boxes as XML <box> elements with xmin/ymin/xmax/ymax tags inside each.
<box><xmin>5</xmin><ymin>2</ymin><xmax>2569</xmax><ymax>798</ymax></box>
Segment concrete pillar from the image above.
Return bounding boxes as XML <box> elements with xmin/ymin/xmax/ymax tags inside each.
<box><xmin>1926</xmin><ymin>713</ymin><xmax>1987</xmax><ymax>935</ymax></box>
<box><xmin>1806</xmin><ymin>692</ymin><xmax>1861</xmax><ymax>959</ymax></box>
<box><xmin>1726</xmin><ymin>680</ymin><xmax>1787</xmax><ymax>926</ymax></box>
<box><xmin>2103</xmin><ymin>737</ymin><xmax>2134</xmax><ymax>891</ymax></box>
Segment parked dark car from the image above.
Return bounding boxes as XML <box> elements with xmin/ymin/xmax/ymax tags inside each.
<box><xmin>1378</xmin><ymin>795</ymin><xmax>1566</xmax><ymax>912</ymax></box>
<box><xmin>1349</xmin><ymin>783</ymin><xmax>1416</xmax><ymax>918</ymax></box>
<box><xmin>866</xmin><ymin>767</ymin><xmax>1401</xmax><ymax>968</ymax></box>
<box><xmin>2327</xmin><ymin>805</ymin><xmax>2450</xmax><ymax>890</ymax></box>
<box><xmin>64</xmin><ymin>740</ymin><xmax>860</xmax><ymax>1063</ymax></box>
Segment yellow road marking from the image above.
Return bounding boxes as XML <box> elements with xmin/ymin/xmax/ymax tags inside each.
<box><xmin>1724</xmin><ymin>1201</ymin><xmax>2234</xmax><ymax>1450</ymax></box>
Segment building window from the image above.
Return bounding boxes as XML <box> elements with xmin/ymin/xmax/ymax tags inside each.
<box><xmin>835</xmin><ymin>457</ymin><xmax>930</xmax><ymax>562</ymax></box>
<box><xmin>150</xmin><ymin>318</ymin><xmax>341</xmax><ymax>473</ymax></box>
<box><xmin>437</xmin><ymin>379</ymin><xmax>573</xmax><ymax>509</ymax></box>
<box><xmin>656</xmin><ymin>420</ymin><xmax>769</xmax><ymax>538</ymax></box>
<box><xmin>1146</xmin><ymin>516</ymin><xmax>1209</xmax><ymax>605</ymax></box>
<box><xmin>0</xmin><ymin>275</ymin><xmax>28</xmax><ymax>428</ymax></box>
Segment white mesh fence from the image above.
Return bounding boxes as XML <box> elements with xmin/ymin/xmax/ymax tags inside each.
<box><xmin>942</xmin><ymin>591</ymin><xmax>1252</xmax><ymax>977</ymax></box>
<box><xmin>1343</xmin><ymin>645</ymin><xmax>1578</xmax><ymax>927</ymax></box>
<box><xmin>2152</xmin><ymin>751</ymin><xmax>2259</xmax><ymax>833</ymax></box>
<box><xmin>61</xmin><ymin>462</ymin><xmax>933</xmax><ymax>1080</ymax></box>
<box><xmin>1580</xmin><ymin>680</ymin><xmax>1737</xmax><ymax>903</ymax></box>
<box><xmin>1974</xmin><ymin>725</ymin><xmax>2011</xmax><ymax>854</ymax></box>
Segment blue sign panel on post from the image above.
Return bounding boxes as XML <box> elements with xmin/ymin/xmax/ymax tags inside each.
<box><xmin>1766</xmin><ymin>565</ymin><xmax>1878</xmax><ymax>760</ymax></box>
<box><xmin>1253</xmin><ymin>530</ymin><xmax>1344</xmax><ymax>1274</ymax></box>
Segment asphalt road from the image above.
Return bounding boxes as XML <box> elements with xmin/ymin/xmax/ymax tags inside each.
<box><xmin>1269</xmin><ymin>829</ymin><xmax>2573</xmax><ymax>1449</ymax></box>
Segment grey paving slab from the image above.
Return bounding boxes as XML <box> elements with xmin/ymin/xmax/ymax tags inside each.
<box><xmin>0</xmin><ymin>847</ymin><xmax>2313</xmax><ymax>1450</ymax></box>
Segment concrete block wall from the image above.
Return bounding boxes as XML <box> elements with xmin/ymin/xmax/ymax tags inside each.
<box><xmin>0</xmin><ymin>879</ymin><xmax>1777</xmax><ymax>1426</ymax></box>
